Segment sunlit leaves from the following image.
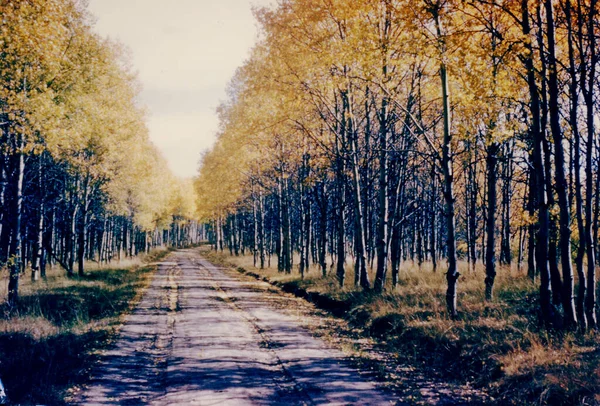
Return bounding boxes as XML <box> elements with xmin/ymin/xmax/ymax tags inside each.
<box><xmin>0</xmin><ymin>0</ymin><xmax>188</xmax><ymax>233</ymax></box>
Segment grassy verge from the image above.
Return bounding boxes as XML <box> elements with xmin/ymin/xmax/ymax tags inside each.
<box><xmin>0</xmin><ymin>248</ymin><xmax>170</xmax><ymax>405</ymax></box>
<box><xmin>202</xmin><ymin>248</ymin><xmax>600</xmax><ymax>405</ymax></box>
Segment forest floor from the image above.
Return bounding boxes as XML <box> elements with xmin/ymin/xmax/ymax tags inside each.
<box><xmin>1</xmin><ymin>247</ymin><xmax>597</xmax><ymax>405</ymax></box>
<box><xmin>0</xmin><ymin>248</ymin><xmax>170</xmax><ymax>405</ymax></box>
<box><xmin>203</xmin><ymin>248</ymin><xmax>600</xmax><ymax>406</ymax></box>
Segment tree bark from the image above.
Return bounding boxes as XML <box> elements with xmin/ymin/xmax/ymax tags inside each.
<box><xmin>582</xmin><ymin>0</ymin><xmax>598</xmax><ymax>329</ymax></box>
<box><xmin>335</xmin><ymin>163</ymin><xmax>346</xmax><ymax>286</ymax></box>
<box><xmin>78</xmin><ymin>177</ymin><xmax>91</xmax><ymax>277</ymax></box>
<box><xmin>565</xmin><ymin>0</ymin><xmax>587</xmax><ymax>329</ymax></box>
<box><xmin>345</xmin><ymin>89</ymin><xmax>370</xmax><ymax>290</ymax></box>
<box><xmin>373</xmin><ymin>3</ymin><xmax>392</xmax><ymax>293</ymax></box>
<box><xmin>521</xmin><ymin>0</ymin><xmax>555</xmax><ymax>327</ymax></box>
<box><xmin>500</xmin><ymin>144</ymin><xmax>513</xmax><ymax>265</ymax></box>
<box><xmin>545</xmin><ymin>0</ymin><xmax>577</xmax><ymax>329</ymax></box>
<box><xmin>7</xmin><ymin>133</ymin><xmax>24</xmax><ymax>306</ymax></box>
<box><xmin>485</xmin><ymin>142</ymin><xmax>499</xmax><ymax>301</ymax></box>
<box><xmin>32</xmin><ymin>155</ymin><xmax>44</xmax><ymax>282</ymax></box>
<box><xmin>432</xmin><ymin>8</ymin><xmax>459</xmax><ymax>318</ymax></box>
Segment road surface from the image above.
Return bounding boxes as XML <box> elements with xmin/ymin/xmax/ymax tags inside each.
<box><xmin>73</xmin><ymin>249</ymin><xmax>397</xmax><ymax>405</ymax></box>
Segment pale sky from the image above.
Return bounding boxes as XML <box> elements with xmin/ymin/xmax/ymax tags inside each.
<box><xmin>87</xmin><ymin>0</ymin><xmax>274</xmax><ymax>178</ymax></box>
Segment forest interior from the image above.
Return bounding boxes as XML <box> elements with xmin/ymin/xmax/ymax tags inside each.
<box><xmin>1</xmin><ymin>0</ymin><xmax>600</xmax><ymax>405</ymax></box>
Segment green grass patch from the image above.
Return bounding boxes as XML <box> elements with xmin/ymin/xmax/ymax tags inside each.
<box><xmin>0</xmin><ymin>248</ymin><xmax>170</xmax><ymax>405</ymax></box>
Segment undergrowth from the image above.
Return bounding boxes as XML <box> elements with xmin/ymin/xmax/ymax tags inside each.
<box><xmin>203</xmin><ymin>248</ymin><xmax>600</xmax><ymax>405</ymax></box>
<box><xmin>0</xmin><ymin>248</ymin><xmax>170</xmax><ymax>405</ymax></box>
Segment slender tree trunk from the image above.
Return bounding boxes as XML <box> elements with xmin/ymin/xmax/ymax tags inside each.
<box><xmin>282</xmin><ymin>178</ymin><xmax>292</xmax><ymax>273</ymax></box>
<box><xmin>318</xmin><ymin>182</ymin><xmax>327</xmax><ymax>276</ymax></box>
<box><xmin>218</xmin><ymin>217</ymin><xmax>224</xmax><ymax>252</ymax></box>
<box><xmin>335</xmin><ymin>143</ymin><xmax>346</xmax><ymax>286</ymax></box>
<box><xmin>0</xmin><ymin>151</ymin><xmax>5</xmax><ymax>264</ymax></box>
<box><xmin>259</xmin><ymin>192</ymin><xmax>266</xmax><ymax>269</ymax></box>
<box><xmin>500</xmin><ymin>144</ymin><xmax>513</xmax><ymax>265</ymax></box>
<box><xmin>466</xmin><ymin>148</ymin><xmax>477</xmax><ymax>273</ymax></box>
<box><xmin>485</xmin><ymin>142</ymin><xmax>499</xmax><ymax>301</ymax></box>
<box><xmin>431</xmin><ymin>165</ymin><xmax>439</xmax><ymax>272</ymax></box>
<box><xmin>582</xmin><ymin>0</ymin><xmax>597</xmax><ymax>329</ymax></box>
<box><xmin>535</xmin><ymin>4</ymin><xmax>563</xmax><ymax>311</ymax></box>
<box><xmin>304</xmin><ymin>186</ymin><xmax>311</xmax><ymax>273</ymax></box>
<box><xmin>432</xmin><ymin>9</ymin><xmax>459</xmax><ymax>317</ymax></box>
<box><xmin>67</xmin><ymin>202</ymin><xmax>78</xmax><ymax>276</ymax></box>
<box><xmin>373</xmin><ymin>7</ymin><xmax>391</xmax><ymax>292</ymax></box>
<box><xmin>346</xmin><ymin>91</ymin><xmax>370</xmax><ymax>290</ymax></box>
<box><xmin>566</xmin><ymin>0</ymin><xmax>587</xmax><ymax>329</ymax></box>
<box><xmin>253</xmin><ymin>191</ymin><xmax>258</xmax><ymax>268</ymax></box>
<box><xmin>517</xmin><ymin>223</ymin><xmax>524</xmax><ymax>272</ymax></box>
<box><xmin>233</xmin><ymin>213</ymin><xmax>239</xmax><ymax>256</ymax></box>
<box><xmin>32</xmin><ymin>156</ymin><xmax>44</xmax><ymax>282</ymax></box>
<box><xmin>390</xmin><ymin>221</ymin><xmax>401</xmax><ymax>288</ymax></box>
<box><xmin>417</xmin><ymin>211</ymin><xmax>424</xmax><ymax>268</ymax></box>
<box><xmin>7</xmin><ymin>133</ymin><xmax>25</xmax><ymax>306</ymax></box>
<box><xmin>527</xmin><ymin>169</ymin><xmax>537</xmax><ymax>280</ymax></box>
<box><xmin>545</xmin><ymin>0</ymin><xmax>577</xmax><ymax>328</ymax></box>
<box><xmin>300</xmin><ymin>183</ymin><xmax>307</xmax><ymax>278</ymax></box>
<box><xmin>78</xmin><ymin>179</ymin><xmax>90</xmax><ymax>277</ymax></box>
<box><xmin>522</xmin><ymin>0</ymin><xmax>554</xmax><ymax>327</ymax></box>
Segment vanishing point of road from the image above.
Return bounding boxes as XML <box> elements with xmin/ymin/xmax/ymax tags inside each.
<box><xmin>72</xmin><ymin>249</ymin><xmax>397</xmax><ymax>405</ymax></box>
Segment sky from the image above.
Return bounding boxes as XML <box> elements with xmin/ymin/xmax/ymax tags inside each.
<box><xmin>87</xmin><ymin>0</ymin><xmax>274</xmax><ymax>178</ymax></box>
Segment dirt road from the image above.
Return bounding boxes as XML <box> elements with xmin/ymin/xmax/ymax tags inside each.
<box><xmin>73</xmin><ymin>249</ymin><xmax>397</xmax><ymax>405</ymax></box>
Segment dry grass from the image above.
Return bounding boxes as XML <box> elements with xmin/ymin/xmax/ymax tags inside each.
<box><xmin>204</xmin><ymin>247</ymin><xmax>600</xmax><ymax>405</ymax></box>
<box><xmin>0</xmin><ymin>248</ymin><xmax>170</xmax><ymax>405</ymax></box>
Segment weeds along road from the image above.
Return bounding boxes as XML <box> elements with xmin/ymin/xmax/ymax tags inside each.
<box><xmin>72</xmin><ymin>249</ymin><xmax>397</xmax><ymax>405</ymax></box>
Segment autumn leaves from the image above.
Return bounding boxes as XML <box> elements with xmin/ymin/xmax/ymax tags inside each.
<box><xmin>196</xmin><ymin>0</ymin><xmax>599</xmax><ymax>326</ymax></box>
<box><xmin>0</xmin><ymin>0</ymin><xmax>195</xmax><ymax>304</ymax></box>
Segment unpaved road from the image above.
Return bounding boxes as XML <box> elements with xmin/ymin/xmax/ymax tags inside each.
<box><xmin>73</xmin><ymin>250</ymin><xmax>397</xmax><ymax>405</ymax></box>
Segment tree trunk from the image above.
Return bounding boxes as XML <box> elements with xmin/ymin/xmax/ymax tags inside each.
<box><xmin>485</xmin><ymin>142</ymin><xmax>499</xmax><ymax>301</ymax></box>
<box><xmin>67</xmin><ymin>202</ymin><xmax>78</xmax><ymax>277</ymax></box>
<box><xmin>433</xmin><ymin>9</ymin><xmax>459</xmax><ymax>318</ymax></box>
<box><xmin>318</xmin><ymin>182</ymin><xmax>327</xmax><ymax>276</ymax></box>
<box><xmin>259</xmin><ymin>192</ymin><xmax>266</xmax><ymax>269</ymax></box>
<box><xmin>500</xmin><ymin>144</ymin><xmax>513</xmax><ymax>265</ymax></box>
<box><xmin>282</xmin><ymin>178</ymin><xmax>292</xmax><ymax>273</ymax></box>
<box><xmin>303</xmin><ymin>186</ymin><xmax>311</xmax><ymax>273</ymax></box>
<box><xmin>545</xmin><ymin>0</ymin><xmax>577</xmax><ymax>329</ymax></box>
<box><xmin>346</xmin><ymin>91</ymin><xmax>370</xmax><ymax>290</ymax></box>
<box><xmin>522</xmin><ymin>0</ymin><xmax>554</xmax><ymax>327</ymax></box>
<box><xmin>373</xmin><ymin>8</ymin><xmax>392</xmax><ymax>292</ymax></box>
<box><xmin>78</xmin><ymin>179</ymin><xmax>90</xmax><ymax>277</ymax></box>
<box><xmin>253</xmin><ymin>191</ymin><xmax>258</xmax><ymax>268</ymax></box>
<box><xmin>566</xmin><ymin>0</ymin><xmax>587</xmax><ymax>329</ymax></box>
<box><xmin>32</xmin><ymin>156</ymin><xmax>44</xmax><ymax>282</ymax></box>
<box><xmin>7</xmin><ymin>134</ymin><xmax>25</xmax><ymax>306</ymax></box>
<box><xmin>582</xmin><ymin>0</ymin><xmax>598</xmax><ymax>329</ymax></box>
<box><xmin>431</xmin><ymin>165</ymin><xmax>439</xmax><ymax>272</ymax></box>
<box><xmin>0</xmin><ymin>151</ymin><xmax>6</xmax><ymax>264</ymax></box>
<box><xmin>335</xmin><ymin>151</ymin><xmax>346</xmax><ymax>286</ymax></box>
<box><xmin>466</xmin><ymin>149</ymin><xmax>477</xmax><ymax>273</ymax></box>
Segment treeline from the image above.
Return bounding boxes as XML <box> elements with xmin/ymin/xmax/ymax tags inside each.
<box><xmin>195</xmin><ymin>0</ymin><xmax>600</xmax><ymax>330</ymax></box>
<box><xmin>0</xmin><ymin>0</ymin><xmax>200</xmax><ymax>305</ymax></box>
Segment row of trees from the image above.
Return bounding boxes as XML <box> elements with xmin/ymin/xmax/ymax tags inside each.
<box><xmin>195</xmin><ymin>0</ymin><xmax>600</xmax><ymax>330</ymax></box>
<box><xmin>0</xmin><ymin>0</ymin><xmax>199</xmax><ymax>305</ymax></box>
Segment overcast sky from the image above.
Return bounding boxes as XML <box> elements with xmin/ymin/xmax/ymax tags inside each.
<box><xmin>87</xmin><ymin>0</ymin><xmax>274</xmax><ymax>178</ymax></box>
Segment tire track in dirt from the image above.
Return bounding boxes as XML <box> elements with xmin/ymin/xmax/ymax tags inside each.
<box><xmin>71</xmin><ymin>250</ymin><xmax>398</xmax><ymax>405</ymax></box>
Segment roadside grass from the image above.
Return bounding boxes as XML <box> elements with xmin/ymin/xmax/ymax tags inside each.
<box><xmin>0</xmin><ymin>248</ymin><xmax>170</xmax><ymax>405</ymax></box>
<box><xmin>203</xmin><ymin>247</ymin><xmax>600</xmax><ymax>405</ymax></box>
